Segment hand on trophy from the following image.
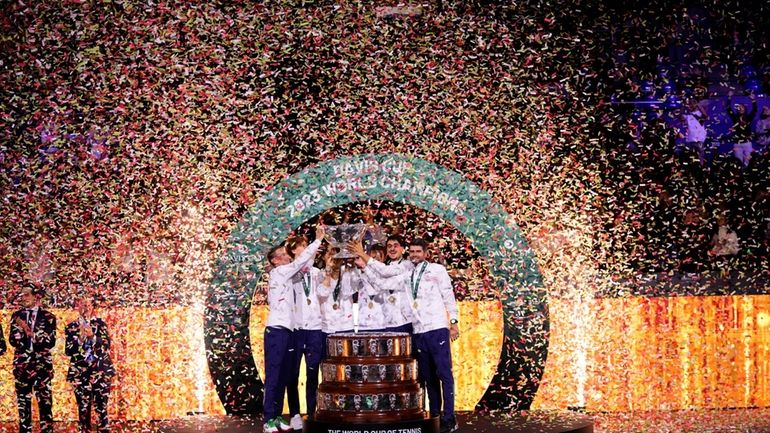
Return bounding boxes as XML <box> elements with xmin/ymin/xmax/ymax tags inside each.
<box><xmin>347</xmin><ymin>239</ymin><xmax>370</xmax><ymax>263</ymax></box>
<box><xmin>324</xmin><ymin>223</ymin><xmax>367</xmax><ymax>258</ymax></box>
<box><xmin>315</xmin><ymin>223</ymin><xmax>326</xmax><ymax>242</ymax></box>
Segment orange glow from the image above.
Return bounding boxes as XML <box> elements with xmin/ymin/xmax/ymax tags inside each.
<box><xmin>1</xmin><ymin>295</ymin><xmax>769</xmax><ymax>420</ymax></box>
<box><xmin>0</xmin><ymin>308</ymin><xmax>224</xmax><ymax>421</ymax></box>
<box><xmin>533</xmin><ymin>294</ymin><xmax>770</xmax><ymax>410</ymax></box>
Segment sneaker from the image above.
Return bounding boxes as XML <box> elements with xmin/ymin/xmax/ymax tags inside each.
<box><xmin>276</xmin><ymin>416</ymin><xmax>291</xmax><ymax>431</ymax></box>
<box><xmin>263</xmin><ymin>419</ymin><xmax>279</xmax><ymax>433</ymax></box>
<box><xmin>439</xmin><ymin>419</ymin><xmax>458</xmax><ymax>433</ymax></box>
<box><xmin>290</xmin><ymin>414</ymin><xmax>303</xmax><ymax>430</ymax></box>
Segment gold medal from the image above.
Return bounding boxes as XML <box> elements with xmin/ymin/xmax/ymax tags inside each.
<box><xmin>388</xmin><ymin>296</ymin><xmax>396</xmax><ymax>304</ymax></box>
<box><xmin>413</xmin><ymin>301</ymin><xmax>418</xmax><ymax>309</ymax></box>
<box><xmin>332</xmin><ymin>303</ymin><xmax>339</xmax><ymax>310</ymax></box>
<box><xmin>368</xmin><ymin>301</ymin><xmax>374</xmax><ymax>309</ymax></box>
<box><xmin>307</xmin><ymin>298</ymin><xmax>312</xmax><ymax>305</ymax></box>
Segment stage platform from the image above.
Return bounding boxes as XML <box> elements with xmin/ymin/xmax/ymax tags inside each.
<box><xmin>2</xmin><ymin>409</ymin><xmax>770</xmax><ymax>433</ymax></box>
<box><xmin>157</xmin><ymin>412</ymin><xmax>594</xmax><ymax>433</ymax></box>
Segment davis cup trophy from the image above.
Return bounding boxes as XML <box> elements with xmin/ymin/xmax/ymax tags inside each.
<box><xmin>311</xmin><ymin>332</ymin><xmax>438</xmax><ymax>433</ymax></box>
<box><xmin>324</xmin><ymin>223</ymin><xmax>367</xmax><ymax>259</ymax></box>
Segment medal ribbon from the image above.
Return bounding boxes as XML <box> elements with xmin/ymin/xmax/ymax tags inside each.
<box><xmin>302</xmin><ymin>272</ymin><xmax>311</xmax><ymax>298</ymax></box>
<box><xmin>333</xmin><ymin>273</ymin><xmax>342</xmax><ymax>303</ymax></box>
<box><xmin>410</xmin><ymin>262</ymin><xmax>428</xmax><ymax>302</ymax></box>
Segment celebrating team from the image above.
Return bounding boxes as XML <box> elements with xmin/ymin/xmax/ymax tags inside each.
<box><xmin>263</xmin><ymin>223</ymin><xmax>460</xmax><ymax>433</ymax></box>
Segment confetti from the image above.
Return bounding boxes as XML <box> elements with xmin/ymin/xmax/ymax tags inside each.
<box><xmin>1</xmin><ymin>0</ymin><xmax>768</xmax><ymax>425</ymax></box>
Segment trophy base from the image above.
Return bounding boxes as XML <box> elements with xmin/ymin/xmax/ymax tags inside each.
<box><xmin>304</xmin><ymin>414</ymin><xmax>439</xmax><ymax>433</ymax></box>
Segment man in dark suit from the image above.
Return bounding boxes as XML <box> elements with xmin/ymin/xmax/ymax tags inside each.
<box><xmin>9</xmin><ymin>285</ymin><xmax>57</xmax><ymax>433</ymax></box>
<box><xmin>66</xmin><ymin>294</ymin><xmax>115</xmax><ymax>433</ymax></box>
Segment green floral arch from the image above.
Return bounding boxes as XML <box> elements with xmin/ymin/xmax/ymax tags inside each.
<box><xmin>204</xmin><ymin>153</ymin><xmax>549</xmax><ymax>415</ymax></box>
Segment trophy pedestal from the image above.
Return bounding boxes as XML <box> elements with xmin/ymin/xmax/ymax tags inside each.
<box><xmin>304</xmin><ymin>415</ymin><xmax>440</xmax><ymax>433</ymax></box>
<box><xmin>316</xmin><ymin>332</ymin><xmax>426</xmax><ymax>427</ymax></box>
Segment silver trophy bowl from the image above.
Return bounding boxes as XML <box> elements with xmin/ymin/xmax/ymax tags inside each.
<box><xmin>324</xmin><ymin>223</ymin><xmax>367</xmax><ymax>259</ymax></box>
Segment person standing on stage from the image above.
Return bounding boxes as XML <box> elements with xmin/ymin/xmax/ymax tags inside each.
<box><xmin>354</xmin><ymin>238</ymin><xmax>459</xmax><ymax>433</ymax></box>
<box><xmin>9</xmin><ymin>285</ymin><xmax>57</xmax><ymax>433</ymax></box>
<box><xmin>350</xmin><ymin>236</ymin><xmax>414</xmax><ymax>333</ymax></box>
<box><xmin>383</xmin><ymin>236</ymin><xmax>416</xmax><ymax>333</ymax></box>
<box><xmin>356</xmin><ymin>244</ymin><xmax>388</xmax><ymax>332</ymax></box>
<box><xmin>65</xmin><ymin>293</ymin><xmax>115</xmax><ymax>433</ymax></box>
<box><xmin>263</xmin><ymin>224</ymin><xmax>325</xmax><ymax>433</ymax></box>
<box><xmin>318</xmin><ymin>250</ymin><xmax>357</xmax><ymax>335</ymax></box>
<box><xmin>405</xmin><ymin>238</ymin><xmax>459</xmax><ymax>433</ymax></box>
<box><xmin>286</xmin><ymin>234</ymin><xmax>325</xmax><ymax>423</ymax></box>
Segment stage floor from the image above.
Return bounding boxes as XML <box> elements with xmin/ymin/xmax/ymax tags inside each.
<box><xmin>2</xmin><ymin>409</ymin><xmax>770</xmax><ymax>433</ymax></box>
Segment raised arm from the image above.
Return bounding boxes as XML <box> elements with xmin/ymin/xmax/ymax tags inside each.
<box><xmin>365</xmin><ymin>258</ymin><xmax>413</xmax><ymax>279</ymax></box>
<box><xmin>272</xmin><ymin>235</ymin><xmax>324</xmax><ymax>281</ymax></box>
<box><xmin>348</xmin><ymin>238</ymin><xmax>412</xmax><ymax>278</ymax></box>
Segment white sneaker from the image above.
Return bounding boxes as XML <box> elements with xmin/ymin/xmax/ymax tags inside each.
<box><xmin>264</xmin><ymin>419</ymin><xmax>279</xmax><ymax>433</ymax></box>
<box><xmin>290</xmin><ymin>414</ymin><xmax>303</xmax><ymax>430</ymax></box>
<box><xmin>276</xmin><ymin>416</ymin><xmax>291</xmax><ymax>431</ymax></box>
